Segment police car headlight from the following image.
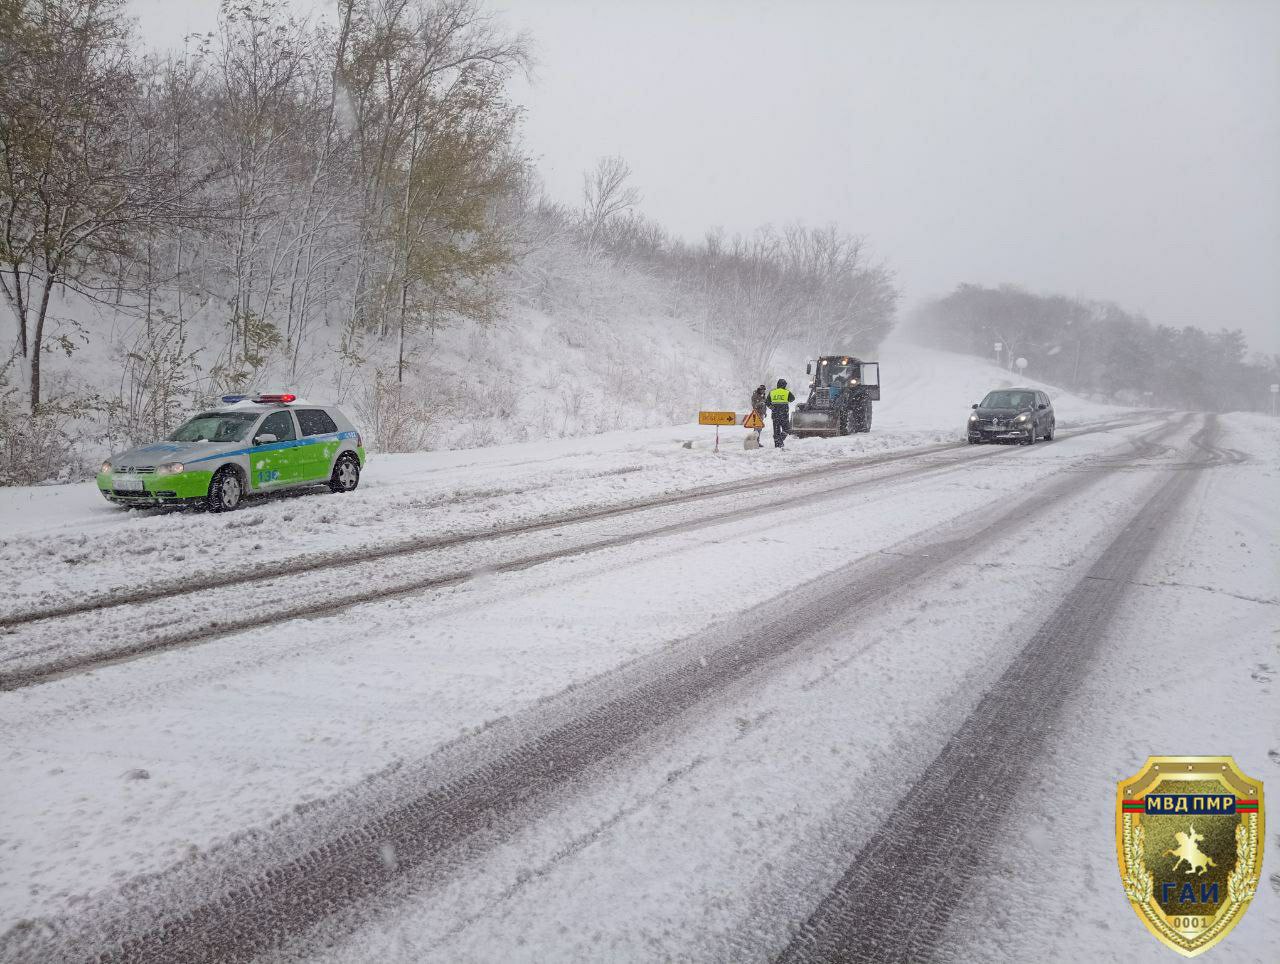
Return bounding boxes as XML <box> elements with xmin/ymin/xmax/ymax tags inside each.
<box><xmin>101</xmin><ymin>460</ymin><xmax>112</xmax><ymax>474</ymax></box>
<box><xmin>156</xmin><ymin>462</ymin><xmax>185</xmax><ymax>475</ymax></box>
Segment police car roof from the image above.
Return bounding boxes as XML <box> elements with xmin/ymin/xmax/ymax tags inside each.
<box><xmin>208</xmin><ymin>398</ymin><xmax>334</xmax><ymax>414</ymax></box>
<box><xmin>208</xmin><ymin>401</ymin><xmax>273</xmax><ymax>414</ymax></box>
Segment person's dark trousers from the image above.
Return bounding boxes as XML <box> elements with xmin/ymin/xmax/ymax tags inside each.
<box><xmin>771</xmin><ymin>407</ymin><xmax>789</xmax><ymax>447</ymax></box>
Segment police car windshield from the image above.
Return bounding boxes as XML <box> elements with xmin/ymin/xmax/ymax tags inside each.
<box><xmin>981</xmin><ymin>391</ymin><xmax>1035</xmax><ymax>409</ymax></box>
<box><xmin>167</xmin><ymin>412</ymin><xmax>258</xmax><ymax>443</ymax></box>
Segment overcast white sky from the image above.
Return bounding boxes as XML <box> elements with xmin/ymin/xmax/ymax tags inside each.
<box><xmin>129</xmin><ymin>0</ymin><xmax>1280</xmax><ymax>353</ymax></box>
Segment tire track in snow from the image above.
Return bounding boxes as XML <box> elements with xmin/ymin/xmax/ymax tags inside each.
<box><xmin>0</xmin><ymin>416</ymin><xmax>1150</xmax><ymax>632</ymax></box>
<box><xmin>3</xmin><ymin>418</ymin><xmax>1195</xmax><ymax>964</ymax></box>
<box><xmin>0</xmin><ymin>416</ymin><xmax>1160</xmax><ymax>691</ymax></box>
<box><xmin>1</xmin><ymin>441</ymin><xmax>966</xmax><ymax>628</ymax></box>
<box><xmin>776</xmin><ymin>416</ymin><xmax>1222</xmax><ymax>964</ymax></box>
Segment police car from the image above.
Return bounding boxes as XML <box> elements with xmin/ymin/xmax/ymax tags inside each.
<box><xmin>97</xmin><ymin>394</ymin><xmax>365</xmax><ymax>511</ymax></box>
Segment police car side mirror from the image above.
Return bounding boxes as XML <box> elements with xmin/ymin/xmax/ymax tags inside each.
<box><xmin>254</xmin><ymin>433</ymin><xmax>278</xmax><ymax>446</ymax></box>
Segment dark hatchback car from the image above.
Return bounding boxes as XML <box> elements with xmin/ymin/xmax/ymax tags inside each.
<box><xmin>968</xmin><ymin>388</ymin><xmax>1055</xmax><ymax>444</ymax></box>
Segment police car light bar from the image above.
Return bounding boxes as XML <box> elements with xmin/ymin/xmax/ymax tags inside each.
<box><xmin>254</xmin><ymin>393</ymin><xmax>297</xmax><ymax>404</ymax></box>
<box><xmin>221</xmin><ymin>394</ymin><xmax>249</xmax><ymax>404</ymax></box>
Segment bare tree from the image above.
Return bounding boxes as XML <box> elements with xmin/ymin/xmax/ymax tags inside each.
<box><xmin>581</xmin><ymin>154</ymin><xmax>640</xmax><ymax>255</ymax></box>
<box><xmin>339</xmin><ymin>0</ymin><xmax>528</xmax><ymax>332</ymax></box>
<box><xmin>0</xmin><ymin>0</ymin><xmax>203</xmax><ymax>411</ymax></box>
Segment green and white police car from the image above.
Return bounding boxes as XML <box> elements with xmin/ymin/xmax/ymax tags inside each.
<box><xmin>97</xmin><ymin>394</ymin><xmax>365</xmax><ymax>511</ymax></box>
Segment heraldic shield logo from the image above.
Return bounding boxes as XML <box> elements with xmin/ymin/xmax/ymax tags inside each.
<box><xmin>1116</xmin><ymin>756</ymin><xmax>1265</xmax><ymax>957</ymax></box>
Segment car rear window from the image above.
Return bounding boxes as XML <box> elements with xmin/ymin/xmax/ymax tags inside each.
<box><xmin>296</xmin><ymin>409</ymin><xmax>339</xmax><ymax>436</ymax></box>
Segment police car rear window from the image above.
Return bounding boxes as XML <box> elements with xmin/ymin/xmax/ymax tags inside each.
<box><xmin>296</xmin><ymin>409</ymin><xmax>339</xmax><ymax>436</ymax></box>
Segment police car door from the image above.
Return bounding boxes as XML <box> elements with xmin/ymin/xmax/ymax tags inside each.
<box><xmin>251</xmin><ymin>410</ymin><xmax>301</xmax><ymax>489</ymax></box>
<box><xmin>295</xmin><ymin>408</ymin><xmax>340</xmax><ymax>481</ymax></box>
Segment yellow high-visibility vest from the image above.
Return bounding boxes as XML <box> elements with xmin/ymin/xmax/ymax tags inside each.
<box><xmin>770</xmin><ymin>387</ymin><xmax>791</xmax><ymax>404</ymax></box>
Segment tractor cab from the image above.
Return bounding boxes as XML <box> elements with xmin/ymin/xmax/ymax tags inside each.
<box><xmin>807</xmin><ymin>356</ymin><xmax>880</xmax><ymax>397</ymax></box>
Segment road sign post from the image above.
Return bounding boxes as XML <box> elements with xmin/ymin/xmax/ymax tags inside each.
<box><xmin>698</xmin><ymin>411</ymin><xmax>737</xmax><ymax>453</ymax></box>
<box><xmin>1271</xmin><ymin>384</ymin><xmax>1278</xmax><ymax>417</ymax></box>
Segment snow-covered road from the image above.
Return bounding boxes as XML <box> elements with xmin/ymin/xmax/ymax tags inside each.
<box><xmin>1</xmin><ymin>351</ymin><xmax>1276</xmax><ymax>963</ymax></box>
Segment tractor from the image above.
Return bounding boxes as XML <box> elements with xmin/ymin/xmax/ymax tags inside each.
<box><xmin>790</xmin><ymin>355</ymin><xmax>881</xmax><ymax>437</ymax></box>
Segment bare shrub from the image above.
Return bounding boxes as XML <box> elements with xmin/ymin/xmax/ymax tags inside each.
<box><xmin>0</xmin><ymin>390</ymin><xmax>86</xmax><ymax>484</ymax></box>
<box><xmin>109</xmin><ymin>313</ymin><xmax>203</xmax><ymax>449</ymax></box>
<box><xmin>352</xmin><ymin>371</ymin><xmax>438</xmax><ymax>453</ymax></box>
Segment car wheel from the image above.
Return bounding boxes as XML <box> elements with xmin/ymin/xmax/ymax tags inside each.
<box><xmin>1024</xmin><ymin>424</ymin><xmax>1036</xmax><ymax>445</ymax></box>
<box><xmin>329</xmin><ymin>453</ymin><xmax>361</xmax><ymax>493</ymax></box>
<box><xmin>1045</xmin><ymin>421</ymin><xmax>1055</xmax><ymax>441</ymax></box>
<box><xmin>207</xmin><ymin>466</ymin><xmax>244</xmax><ymax>512</ymax></box>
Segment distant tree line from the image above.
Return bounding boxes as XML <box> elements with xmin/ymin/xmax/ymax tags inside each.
<box><xmin>910</xmin><ymin>284</ymin><xmax>1279</xmax><ymax>412</ymax></box>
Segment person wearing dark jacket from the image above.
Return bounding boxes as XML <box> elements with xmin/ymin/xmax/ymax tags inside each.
<box><xmin>750</xmin><ymin>384</ymin><xmax>768</xmax><ymax>443</ymax></box>
<box><xmin>769</xmin><ymin>379</ymin><xmax>795</xmax><ymax>448</ymax></box>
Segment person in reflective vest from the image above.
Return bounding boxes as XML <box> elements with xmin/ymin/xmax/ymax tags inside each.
<box><xmin>769</xmin><ymin>379</ymin><xmax>795</xmax><ymax>448</ymax></box>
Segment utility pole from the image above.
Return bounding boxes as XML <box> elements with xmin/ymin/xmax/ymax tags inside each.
<box><xmin>1271</xmin><ymin>384</ymin><xmax>1278</xmax><ymax>417</ymax></box>
<box><xmin>994</xmin><ymin>341</ymin><xmax>1002</xmax><ymax>367</ymax></box>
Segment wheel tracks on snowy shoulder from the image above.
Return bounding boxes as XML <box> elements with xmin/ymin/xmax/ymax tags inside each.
<box><xmin>775</xmin><ymin>416</ymin><xmax>1221</xmax><ymax>963</ymax></box>
<box><xmin>0</xmin><ymin>417</ymin><xmax>1198</xmax><ymax>964</ymax></box>
<box><xmin>0</xmin><ymin>416</ymin><xmax>1160</xmax><ymax>692</ymax></box>
<box><xmin>0</xmin><ymin>416</ymin><xmax>1150</xmax><ymax>633</ymax></box>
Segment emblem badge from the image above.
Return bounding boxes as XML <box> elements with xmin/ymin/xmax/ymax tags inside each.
<box><xmin>1116</xmin><ymin>756</ymin><xmax>1264</xmax><ymax>957</ymax></box>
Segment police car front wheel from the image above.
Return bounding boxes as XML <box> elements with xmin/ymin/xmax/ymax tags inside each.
<box><xmin>207</xmin><ymin>466</ymin><xmax>244</xmax><ymax>512</ymax></box>
<box><xmin>329</xmin><ymin>453</ymin><xmax>360</xmax><ymax>493</ymax></box>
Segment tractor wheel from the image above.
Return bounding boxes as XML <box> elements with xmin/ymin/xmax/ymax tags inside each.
<box><xmin>857</xmin><ymin>402</ymin><xmax>873</xmax><ymax>433</ymax></box>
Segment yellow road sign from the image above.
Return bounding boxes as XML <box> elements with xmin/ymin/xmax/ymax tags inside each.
<box><xmin>698</xmin><ymin>411</ymin><xmax>737</xmax><ymax>426</ymax></box>
<box><xmin>742</xmin><ymin>411</ymin><xmax>764</xmax><ymax>429</ymax></box>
